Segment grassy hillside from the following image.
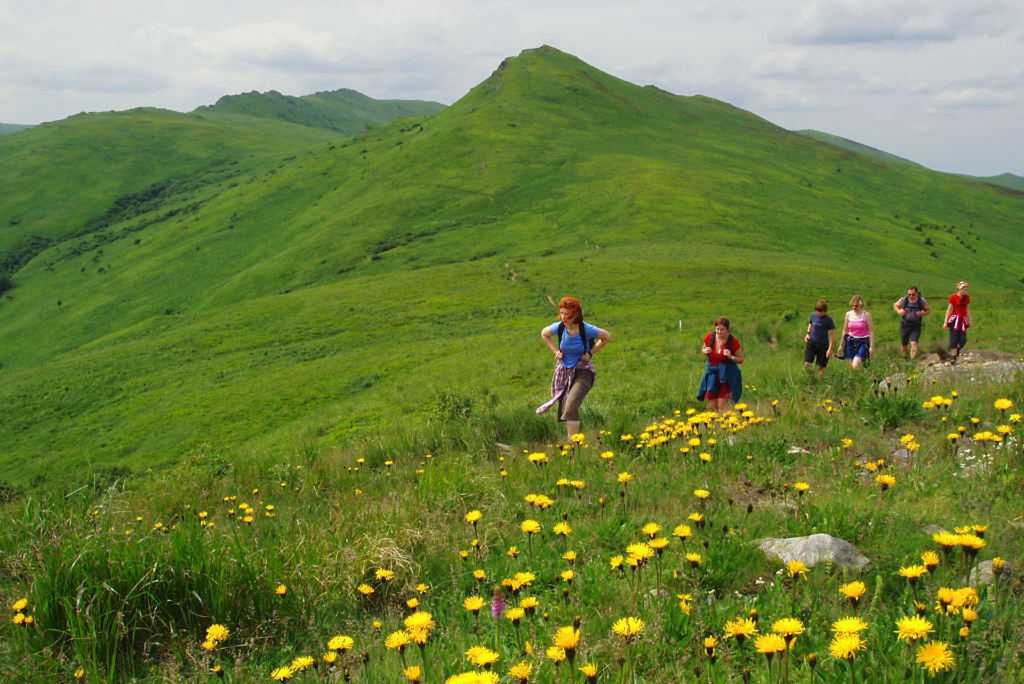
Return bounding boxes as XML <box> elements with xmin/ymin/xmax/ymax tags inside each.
<box><xmin>1</xmin><ymin>46</ymin><xmax>1023</xmax><ymax>486</ymax></box>
<box><xmin>0</xmin><ymin>123</ymin><xmax>31</xmax><ymax>135</ymax></box>
<box><xmin>797</xmin><ymin>129</ymin><xmax>920</xmax><ymax>167</ymax></box>
<box><xmin>195</xmin><ymin>88</ymin><xmax>445</xmax><ymax>134</ymax></box>
<box><xmin>0</xmin><ymin>109</ymin><xmax>341</xmax><ymax>271</ymax></box>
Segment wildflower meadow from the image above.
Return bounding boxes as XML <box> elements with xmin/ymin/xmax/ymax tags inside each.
<box><xmin>2</xmin><ymin>368</ymin><xmax>1021</xmax><ymax>683</ymax></box>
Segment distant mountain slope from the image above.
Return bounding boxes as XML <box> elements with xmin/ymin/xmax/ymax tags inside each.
<box><xmin>798</xmin><ymin>129</ymin><xmax>1022</xmax><ymax>192</ymax></box>
<box><xmin>975</xmin><ymin>173</ymin><xmax>1024</xmax><ymax>192</ymax></box>
<box><xmin>797</xmin><ymin>129</ymin><xmax>920</xmax><ymax>167</ymax></box>
<box><xmin>194</xmin><ymin>88</ymin><xmax>445</xmax><ymax>134</ymax></box>
<box><xmin>0</xmin><ymin>108</ymin><xmax>339</xmax><ymax>271</ymax></box>
<box><xmin>0</xmin><ymin>123</ymin><xmax>31</xmax><ymax>135</ymax></box>
<box><xmin>1</xmin><ymin>46</ymin><xmax>1022</xmax><ymax>484</ymax></box>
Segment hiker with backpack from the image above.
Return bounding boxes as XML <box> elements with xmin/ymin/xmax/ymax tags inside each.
<box><xmin>697</xmin><ymin>317</ymin><xmax>743</xmax><ymax>412</ymax></box>
<box><xmin>536</xmin><ymin>296</ymin><xmax>611</xmax><ymax>440</ymax></box>
<box><xmin>893</xmin><ymin>286</ymin><xmax>930</xmax><ymax>359</ymax></box>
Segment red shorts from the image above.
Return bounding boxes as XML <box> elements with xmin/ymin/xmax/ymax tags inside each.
<box><xmin>704</xmin><ymin>384</ymin><xmax>731</xmax><ymax>400</ymax></box>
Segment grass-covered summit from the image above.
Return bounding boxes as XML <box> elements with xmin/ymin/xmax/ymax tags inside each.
<box><xmin>194</xmin><ymin>88</ymin><xmax>445</xmax><ymax>134</ymax></box>
<box><xmin>1</xmin><ymin>45</ymin><xmax>1022</xmax><ymax>486</ymax></box>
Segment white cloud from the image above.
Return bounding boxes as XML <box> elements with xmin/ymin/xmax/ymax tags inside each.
<box><xmin>932</xmin><ymin>87</ymin><xmax>1015</xmax><ymax>108</ymax></box>
<box><xmin>788</xmin><ymin>0</ymin><xmax>1014</xmax><ymax>45</ymax></box>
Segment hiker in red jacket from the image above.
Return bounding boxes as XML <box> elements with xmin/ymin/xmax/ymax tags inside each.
<box><xmin>944</xmin><ymin>281</ymin><xmax>971</xmax><ymax>364</ymax></box>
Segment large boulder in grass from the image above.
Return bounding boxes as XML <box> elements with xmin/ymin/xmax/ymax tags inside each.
<box><xmin>758</xmin><ymin>534</ymin><xmax>871</xmax><ymax>571</ymax></box>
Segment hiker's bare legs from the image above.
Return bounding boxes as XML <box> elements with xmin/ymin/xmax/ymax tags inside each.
<box><xmin>566</xmin><ymin>420</ymin><xmax>581</xmax><ymax>440</ymax></box>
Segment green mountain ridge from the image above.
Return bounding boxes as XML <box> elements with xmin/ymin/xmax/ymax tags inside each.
<box><xmin>194</xmin><ymin>87</ymin><xmax>446</xmax><ymax>134</ymax></box>
<box><xmin>1</xmin><ymin>45</ymin><xmax>1022</xmax><ymax>485</ymax></box>
<box><xmin>0</xmin><ymin>122</ymin><xmax>32</xmax><ymax>135</ymax></box>
<box><xmin>797</xmin><ymin>128</ymin><xmax>1024</xmax><ymax>192</ymax></box>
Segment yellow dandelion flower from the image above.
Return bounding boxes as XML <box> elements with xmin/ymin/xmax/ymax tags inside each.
<box><xmin>270</xmin><ymin>665</ymin><xmax>294</xmax><ymax>681</ymax></box>
<box><xmin>327</xmin><ymin>634</ymin><xmax>354</xmax><ymax>652</ymax></box>
<box><xmin>403</xmin><ymin>665</ymin><xmax>423</xmax><ymax>682</ymax></box>
<box><xmin>829</xmin><ymin>634</ymin><xmax>866</xmax><ymax>660</ymax></box>
<box><xmin>771</xmin><ymin>617</ymin><xmax>805</xmax><ymax>638</ymax></box>
<box><xmin>641</xmin><ymin>522</ymin><xmax>662</xmax><ymax>537</ymax></box>
<box><xmin>508</xmin><ymin>661</ymin><xmax>533</xmax><ymax>682</ymax></box>
<box><xmin>205</xmin><ymin>624</ymin><xmax>230</xmax><ymax>644</ymax></box>
<box><xmin>521</xmin><ymin>520</ymin><xmax>541</xmax><ymax>535</ymax></box>
<box><xmin>290</xmin><ymin>656</ymin><xmax>314</xmax><ymax>672</ymax></box>
<box><xmin>611</xmin><ymin>616</ymin><xmax>644</xmax><ymax>641</ymax></box>
<box><xmin>465</xmin><ymin>645</ymin><xmax>500</xmax><ymax>667</ymax></box>
<box><xmin>831</xmin><ymin>617</ymin><xmax>868</xmax><ymax>635</ymax></box>
<box><xmin>546</xmin><ymin>646</ymin><xmax>567</xmax><ymax>663</ymax></box>
<box><xmin>896</xmin><ymin>615</ymin><xmax>933</xmax><ymax>642</ymax></box>
<box><xmin>553</xmin><ymin>625</ymin><xmax>581</xmax><ymax>651</ymax></box>
<box><xmin>723</xmin><ymin>617</ymin><xmax>758</xmax><ymax>641</ymax></box>
<box><xmin>899</xmin><ymin>565</ymin><xmax>927</xmax><ymax>582</ymax></box>
<box><xmin>994</xmin><ymin>398</ymin><xmax>1014</xmax><ymax>412</ymax></box>
<box><xmin>274</xmin><ymin>584</ymin><xmax>288</xmax><ymax>596</ymax></box>
<box><xmin>464</xmin><ymin>596</ymin><xmax>486</xmax><ymax>614</ymax></box>
<box><xmin>357</xmin><ymin>583</ymin><xmax>375</xmax><ymax>596</ymax></box>
<box><xmin>875</xmin><ymin>474</ymin><xmax>896</xmax><ymax>490</ymax></box>
<box><xmin>465</xmin><ymin>510</ymin><xmax>483</xmax><ymax>524</ymax></box>
<box><xmin>385</xmin><ymin>630</ymin><xmax>411</xmax><ymax>651</ymax></box>
<box><xmin>916</xmin><ymin>641</ymin><xmax>954</xmax><ymax>676</ymax></box>
<box><xmin>839</xmin><ymin>581</ymin><xmax>867</xmax><ymax>603</ymax></box>
<box><xmin>786</xmin><ymin>560</ymin><xmax>809</xmax><ymax>578</ymax></box>
<box><xmin>755</xmin><ymin>633</ymin><xmax>788</xmax><ymax>656</ymax></box>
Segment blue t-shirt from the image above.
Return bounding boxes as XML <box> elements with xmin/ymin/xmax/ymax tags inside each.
<box><xmin>548</xmin><ymin>322</ymin><xmax>603</xmax><ymax>368</ymax></box>
<box><xmin>808</xmin><ymin>313</ymin><xmax>835</xmax><ymax>346</ymax></box>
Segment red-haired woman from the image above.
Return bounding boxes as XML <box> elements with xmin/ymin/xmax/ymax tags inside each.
<box><xmin>536</xmin><ymin>296</ymin><xmax>611</xmax><ymax>440</ymax></box>
<box><xmin>696</xmin><ymin>317</ymin><xmax>744</xmax><ymax>412</ymax></box>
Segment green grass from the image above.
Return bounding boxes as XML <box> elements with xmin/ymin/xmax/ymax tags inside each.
<box><xmin>1</xmin><ymin>372</ymin><xmax>1021</xmax><ymax>681</ymax></box>
<box><xmin>1</xmin><ymin>45</ymin><xmax>1023</xmax><ymax>488</ymax></box>
<box><xmin>194</xmin><ymin>88</ymin><xmax>445</xmax><ymax>135</ymax></box>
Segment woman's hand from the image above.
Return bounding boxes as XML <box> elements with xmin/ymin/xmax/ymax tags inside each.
<box><xmin>702</xmin><ymin>345</ymin><xmax>712</xmax><ymax>355</ymax></box>
<box><xmin>554</xmin><ymin>350</ymin><xmax>564</xmax><ymax>360</ymax></box>
<box><xmin>722</xmin><ymin>348</ymin><xmax>732</xmax><ymax>359</ymax></box>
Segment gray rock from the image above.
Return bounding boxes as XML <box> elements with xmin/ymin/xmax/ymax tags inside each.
<box><xmin>787</xmin><ymin>446</ymin><xmax>810</xmax><ymax>455</ymax></box>
<box><xmin>922</xmin><ymin>524</ymin><xmax>945</xmax><ymax>536</ymax></box>
<box><xmin>969</xmin><ymin>559</ymin><xmax>1013</xmax><ymax>586</ymax></box>
<box><xmin>758</xmin><ymin>533</ymin><xmax>871</xmax><ymax>571</ymax></box>
<box><xmin>919</xmin><ymin>351</ymin><xmax>1024</xmax><ymax>385</ymax></box>
<box><xmin>878</xmin><ymin>372</ymin><xmax>909</xmax><ymax>395</ymax></box>
<box><xmin>892</xmin><ymin>447</ymin><xmax>913</xmax><ymax>461</ymax></box>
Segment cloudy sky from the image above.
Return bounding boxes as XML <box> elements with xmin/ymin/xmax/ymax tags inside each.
<box><xmin>2</xmin><ymin>0</ymin><xmax>1021</xmax><ymax>175</ymax></box>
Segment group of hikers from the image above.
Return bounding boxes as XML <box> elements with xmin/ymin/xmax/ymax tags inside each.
<box><xmin>537</xmin><ymin>283</ymin><xmax>972</xmax><ymax>438</ymax></box>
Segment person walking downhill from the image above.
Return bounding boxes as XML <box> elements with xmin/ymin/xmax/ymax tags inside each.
<box><xmin>803</xmin><ymin>299</ymin><xmax>835</xmax><ymax>378</ymax></box>
<box><xmin>944</xmin><ymin>281</ymin><xmax>971</xmax><ymax>364</ymax></box>
<box><xmin>536</xmin><ymin>296</ymin><xmax>611</xmax><ymax>440</ymax></box>
<box><xmin>697</xmin><ymin>317</ymin><xmax>743</xmax><ymax>412</ymax></box>
<box><xmin>893</xmin><ymin>286</ymin><xmax>930</xmax><ymax>359</ymax></box>
<box><xmin>840</xmin><ymin>295</ymin><xmax>874</xmax><ymax>370</ymax></box>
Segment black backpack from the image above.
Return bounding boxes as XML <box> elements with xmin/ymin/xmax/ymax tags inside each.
<box><xmin>556</xmin><ymin>321</ymin><xmax>594</xmax><ymax>354</ymax></box>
